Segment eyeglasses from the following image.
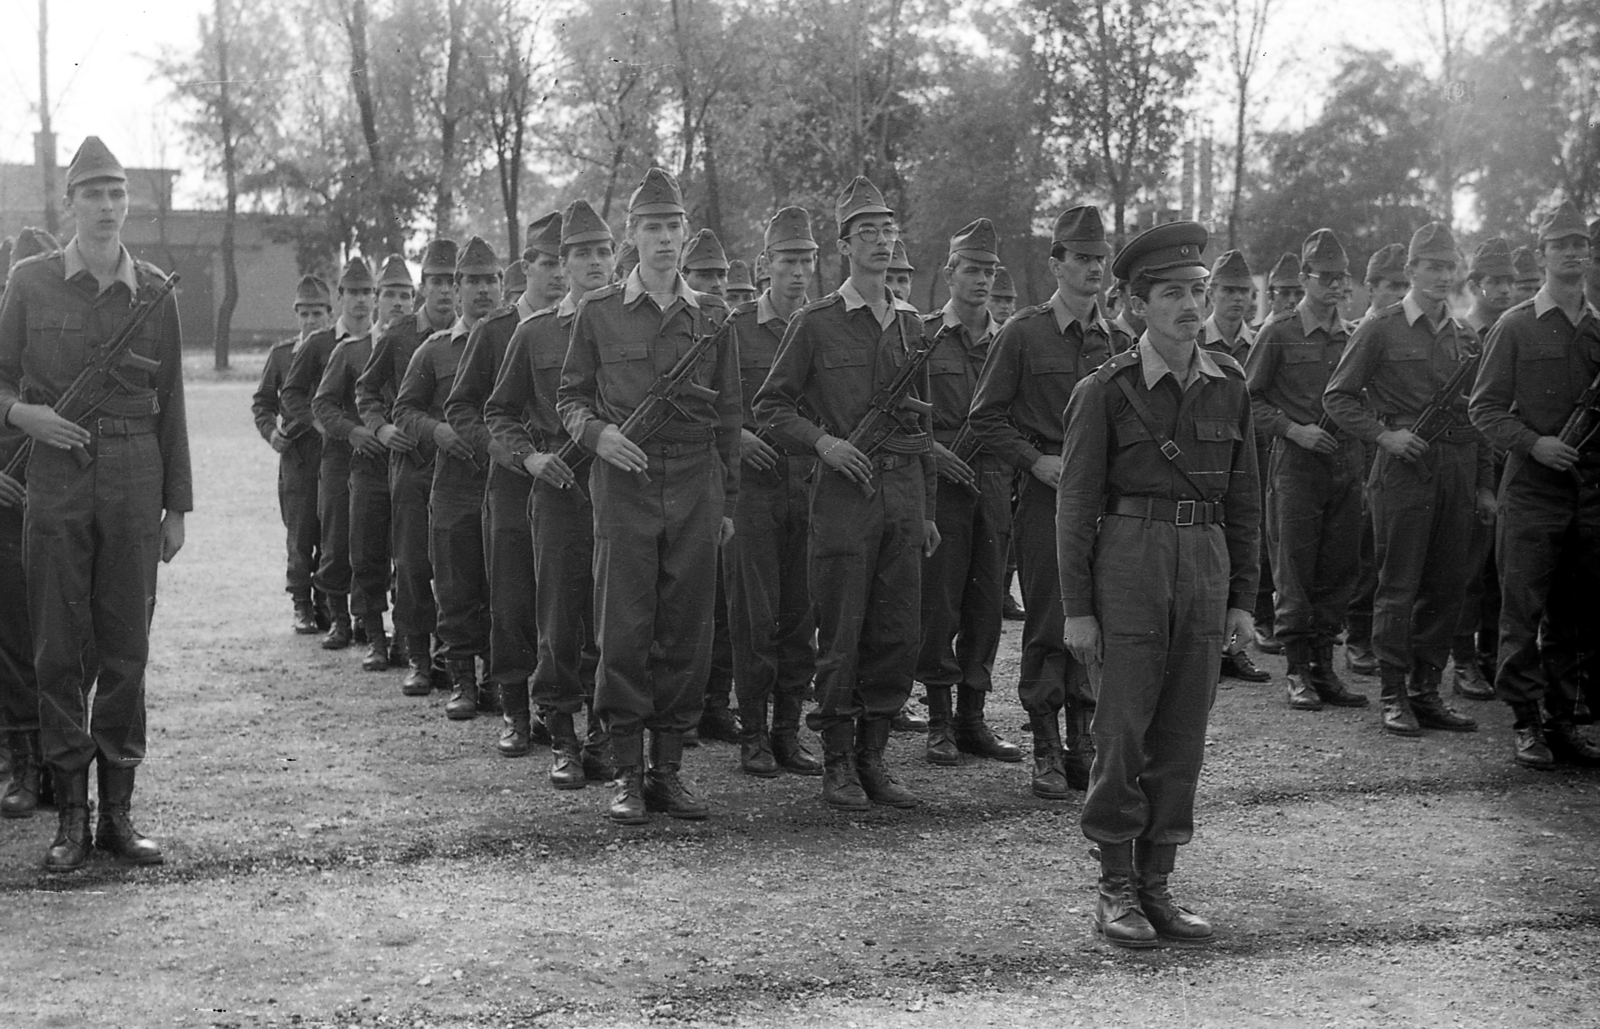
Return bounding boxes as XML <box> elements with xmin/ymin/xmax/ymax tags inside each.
<box><xmin>849</xmin><ymin>225</ymin><xmax>901</xmax><ymax>243</ymax></box>
<box><xmin>1309</xmin><ymin>273</ymin><xmax>1349</xmax><ymax>288</ymax></box>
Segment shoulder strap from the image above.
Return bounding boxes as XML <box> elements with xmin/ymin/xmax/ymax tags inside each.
<box><xmin>1109</xmin><ymin>374</ymin><xmax>1213</xmax><ymax>501</ymax></box>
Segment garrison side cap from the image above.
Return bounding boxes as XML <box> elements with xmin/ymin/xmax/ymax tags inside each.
<box><xmin>1267</xmin><ymin>253</ymin><xmax>1300</xmax><ymax>287</ymax></box>
<box><xmin>420</xmin><ymin>239</ymin><xmax>459</xmax><ymax>276</ymax></box>
<box><xmin>727</xmin><ymin>259</ymin><xmax>754</xmax><ymax>288</ymax></box>
<box><xmin>991</xmin><ymin>265</ymin><xmax>1017</xmax><ymax>297</ymax></box>
<box><xmin>889</xmin><ymin>239</ymin><xmax>915</xmax><ymax>272</ymax></box>
<box><xmin>1209</xmin><ymin>249</ymin><xmax>1253</xmax><ymax>286</ymax></box>
<box><xmin>524</xmin><ymin>211</ymin><xmax>564</xmax><ymax>259</ymax></box>
<box><xmin>1052</xmin><ymin>205</ymin><xmax>1110</xmax><ymax>257</ymax></box>
<box><xmin>1408</xmin><ymin>221</ymin><xmax>1459</xmax><ymax>263</ymax></box>
<box><xmin>561</xmin><ymin>200</ymin><xmax>614</xmax><ymax>246</ymax></box>
<box><xmin>339</xmin><ymin>256</ymin><xmax>376</xmax><ymax>290</ymax></box>
<box><xmin>754</xmin><ymin>251</ymin><xmax>770</xmax><ymax>285</ymax></box>
<box><xmin>1470</xmin><ymin>237</ymin><xmax>1515</xmax><ymax>278</ymax></box>
<box><xmin>1110</xmin><ymin>220</ymin><xmax>1209</xmax><ymax>282</ymax></box>
<box><xmin>1510</xmin><ymin>245</ymin><xmax>1541</xmax><ymax>283</ymax></box>
<box><xmin>1538</xmin><ymin>200</ymin><xmax>1589</xmax><ymax>243</ymax></box>
<box><xmin>10</xmin><ymin>226</ymin><xmax>59</xmax><ymax>268</ymax></box>
<box><xmin>377</xmin><ymin>254</ymin><xmax>414</xmax><ymax>289</ymax></box>
<box><xmin>503</xmin><ymin>260</ymin><xmax>528</xmax><ymax>293</ymax></box>
<box><xmin>835</xmin><ymin>175</ymin><xmax>894</xmax><ymax>235</ymax></box>
<box><xmin>1301</xmin><ymin>228</ymin><xmax>1349</xmax><ymax>273</ymax></box>
<box><xmin>66</xmin><ymin>135</ymin><xmax>127</xmax><ymax>190</ymax></box>
<box><xmin>765</xmin><ymin>206</ymin><xmax>818</xmax><ymax>252</ymax></box>
<box><xmin>629</xmin><ymin>168</ymin><xmax>686</xmax><ymax>216</ymax></box>
<box><xmin>1365</xmin><ymin>243</ymin><xmax>1410</xmax><ymax>283</ymax></box>
<box><xmin>456</xmin><ymin>236</ymin><xmax>501</xmax><ymax>276</ymax></box>
<box><xmin>948</xmin><ymin>218</ymin><xmax>1000</xmax><ymax>265</ymax></box>
<box><xmin>681</xmin><ymin>228</ymin><xmax>730</xmax><ymax>271</ymax></box>
<box><xmin>293</xmin><ymin>274</ymin><xmax>333</xmax><ymax>308</ymax></box>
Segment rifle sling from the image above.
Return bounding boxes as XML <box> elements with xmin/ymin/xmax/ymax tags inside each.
<box><xmin>1111</xmin><ymin>375</ymin><xmax>1214</xmax><ymax>502</ymax></box>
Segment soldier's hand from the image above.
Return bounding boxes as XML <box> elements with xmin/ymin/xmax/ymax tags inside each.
<box><xmin>269</xmin><ymin>428</ymin><xmax>292</xmax><ymax>454</ymax></box>
<box><xmin>1530</xmin><ymin>435</ymin><xmax>1580</xmax><ymax>472</ymax></box>
<box><xmin>1287</xmin><ymin>422</ymin><xmax>1338</xmax><ymax>454</ymax></box>
<box><xmin>719</xmin><ymin>517</ymin><xmax>735</xmax><ymax>547</ymax></box>
<box><xmin>524</xmin><ymin>451</ymin><xmax>576</xmax><ymax>488</ymax></box>
<box><xmin>1376</xmin><ymin>428</ymin><xmax>1427</xmax><ymax>462</ymax></box>
<box><xmin>933</xmin><ymin>443</ymin><xmax>977</xmax><ymax>491</ymax></box>
<box><xmin>0</xmin><ymin>472</ymin><xmax>24</xmax><ymax>509</ymax></box>
<box><xmin>922</xmin><ymin>519</ymin><xmax>941</xmax><ymax>557</ymax></box>
<box><xmin>740</xmin><ymin>428</ymin><xmax>779</xmax><ymax>472</ymax></box>
<box><xmin>815</xmin><ymin>433</ymin><xmax>872</xmax><ymax>486</ymax></box>
<box><xmin>1475</xmin><ymin>486</ymin><xmax>1497</xmax><ymax>525</ymax></box>
<box><xmin>160</xmin><ymin>511</ymin><xmax>186</xmax><ymax>563</ymax></box>
<box><xmin>7</xmin><ymin>402</ymin><xmax>90</xmax><ymax>451</ymax></box>
<box><xmin>433</xmin><ymin>422</ymin><xmax>475</xmax><ymax>461</ymax></box>
<box><xmin>1064</xmin><ymin>615</ymin><xmax>1102</xmax><ymax>667</ymax></box>
<box><xmin>378</xmin><ymin>423</ymin><xmax>417</xmax><ymax>454</ymax></box>
<box><xmin>1031</xmin><ymin>454</ymin><xmax>1063</xmax><ymax>489</ymax></box>
<box><xmin>350</xmin><ymin>425</ymin><xmax>386</xmax><ymax>457</ymax></box>
<box><xmin>596</xmin><ymin>424</ymin><xmax>648</xmax><ymax>473</ymax></box>
<box><xmin>1224</xmin><ymin>607</ymin><xmax>1255</xmax><ymax>654</ymax></box>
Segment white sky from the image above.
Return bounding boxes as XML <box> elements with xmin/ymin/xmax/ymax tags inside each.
<box><xmin>0</xmin><ymin>0</ymin><xmax>1474</xmax><ymax>206</ymax></box>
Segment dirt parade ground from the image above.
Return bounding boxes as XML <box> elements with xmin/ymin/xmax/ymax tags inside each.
<box><xmin>1</xmin><ymin>358</ymin><xmax>1597</xmax><ymax>1029</ymax></box>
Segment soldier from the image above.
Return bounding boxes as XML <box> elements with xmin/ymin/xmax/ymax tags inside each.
<box><xmin>1059</xmin><ymin>221</ymin><xmax>1259</xmax><ymax>949</ymax></box>
<box><xmin>967</xmin><ymin>205</ymin><xmax>1128</xmax><ymax>801</ymax></box>
<box><xmin>682</xmin><ymin>229</ymin><xmax>730</xmax><ymax>297</ymax></box>
<box><xmin>252</xmin><ymin>275</ymin><xmax>332</xmax><ymax>634</ymax></box>
<box><xmin>486</xmin><ymin>199</ymin><xmax>619</xmax><ymax>785</ymax></box>
<box><xmin>722</xmin><ymin>207</ymin><xmax>824</xmax><ymax>778</ymax></box>
<box><xmin>1107</xmin><ymin>280</ymin><xmax>1143</xmax><ymax>341</ymax></box>
<box><xmin>916</xmin><ymin>219</ymin><xmax>1023</xmax><ymax>768</ymax></box>
<box><xmin>444</xmin><ymin>216</ymin><xmax>564</xmax><ymax>742</ymax></box>
<box><xmin>1469</xmin><ymin>201</ymin><xmax>1600</xmax><ymax>769</ymax></box>
<box><xmin>1510</xmin><ymin>246</ymin><xmax>1541</xmax><ymax>305</ymax></box>
<box><xmin>1245</xmin><ymin>229</ymin><xmax>1370</xmax><ymax>712</ymax></box>
<box><xmin>0</xmin><ymin>136</ymin><xmax>192</xmax><ymax>871</ymax></box>
<box><xmin>1325</xmin><ymin>222</ymin><xmax>1494</xmax><ymax>738</ymax></box>
<box><xmin>614</xmin><ymin>240</ymin><xmax>639</xmax><ymax>282</ymax></box>
<box><xmin>754</xmin><ymin>173</ymin><xmax>937</xmax><ymax>810</ymax></box>
<box><xmin>375</xmin><ymin>255</ymin><xmax>415</xmax><ymax>336</ymax></box>
<box><xmin>502</xmin><ymin>259</ymin><xmax>528</xmax><ymax>307</ymax></box>
<box><xmin>725</xmin><ymin>259</ymin><xmax>758</xmax><ymax>307</ymax></box>
<box><xmin>395</xmin><ymin>237</ymin><xmax>501</xmax><ymax>719</ymax></box>
<box><xmin>558</xmin><ymin>168</ymin><xmax>741</xmax><ymax>823</ymax></box>
<box><xmin>1203</xmin><ymin>250</ymin><xmax>1270</xmax><ymax>685</ymax></box>
<box><xmin>754</xmin><ymin>251</ymin><xmax>772</xmax><ymax>295</ymax></box>
<box><xmin>988</xmin><ymin>266</ymin><xmax>1018</xmax><ymax>324</ymax></box>
<box><xmin>887</xmin><ymin>240</ymin><xmax>916</xmax><ymax>303</ymax></box>
<box><xmin>1266</xmin><ymin>254</ymin><xmax>1304</xmax><ymax>317</ymax></box>
<box><xmin>315</xmin><ymin>266</ymin><xmax>397</xmax><ymax>671</ymax></box>
<box><xmin>358</xmin><ymin>239</ymin><xmax>457</xmax><ymax>695</ymax></box>
<box><xmin>283</xmin><ymin>256</ymin><xmax>376</xmax><ymax>650</ymax></box>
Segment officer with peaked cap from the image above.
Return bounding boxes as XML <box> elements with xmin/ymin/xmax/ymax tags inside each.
<box><xmin>1245</xmin><ymin>228</ymin><xmax>1371</xmax><ymax>713</ymax></box>
<box><xmin>252</xmin><ymin>275</ymin><xmax>332</xmax><ymax>635</ymax></box>
<box><xmin>681</xmin><ymin>228</ymin><xmax>731</xmax><ymax>298</ymax></box>
<box><xmin>558</xmin><ymin>168</ymin><xmax>741</xmax><ymax>824</ymax></box>
<box><xmin>1325</xmin><ymin>222</ymin><xmax>1493</xmax><ymax>739</ymax></box>
<box><xmin>1470</xmin><ymin>200</ymin><xmax>1600</xmax><ymax>770</ymax></box>
<box><xmin>1510</xmin><ymin>245</ymin><xmax>1541</xmax><ymax>304</ymax></box>
<box><xmin>0</xmin><ymin>136</ymin><xmax>192</xmax><ymax>868</ymax></box>
<box><xmin>721</xmin><ymin>206</ymin><xmax>823</xmax><ymax>779</ymax></box>
<box><xmin>1058</xmin><ymin>220</ymin><xmax>1259</xmax><ymax>948</ymax></box>
<box><xmin>887</xmin><ymin>240</ymin><xmax>916</xmax><ymax>303</ymax></box>
<box><xmin>444</xmin><ymin>217</ymin><xmax>560</xmax><ymax>738</ymax></box>
<box><xmin>914</xmin><ymin>218</ymin><xmax>1022</xmax><ymax>769</ymax></box>
<box><xmin>487</xmin><ymin>199</ymin><xmax>618</xmax><ymax>784</ymax></box>
<box><xmin>967</xmin><ymin>204</ymin><xmax>1130</xmax><ymax>802</ymax></box>
<box><xmin>395</xmin><ymin>237</ymin><xmax>502</xmax><ymax>720</ymax></box>
<box><xmin>284</xmin><ymin>256</ymin><xmax>376</xmax><ymax>651</ymax></box>
<box><xmin>375</xmin><ymin>254</ymin><xmax>416</xmax><ymax>335</ymax></box>
<box><xmin>753</xmin><ymin>174</ymin><xmax>937</xmax><ymax>812</ymax></box>
<box><xmin>725</xmin><ymin>259</ymin><xmax>758</xmax><ymax>307</ymax></box>
<box><xmin>358</xmin><ymin>238</ymin><xmax>458</xmax><ymax>694</ymax></box>
<box><xmin>988</xmin><ymin>266</ymin><xmax>1018</xmax><ymax>323</ymax></box>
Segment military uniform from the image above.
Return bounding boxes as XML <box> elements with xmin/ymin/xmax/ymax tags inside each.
<box><xmin>966</xmin><ymin>205</ymin><xmax>1127</xmax><ymax>798</ymax></box>
<box><xmin>1057</xmin><ymin>221</ymin><xmax>1259</xmax><ymax>948</ymax></box>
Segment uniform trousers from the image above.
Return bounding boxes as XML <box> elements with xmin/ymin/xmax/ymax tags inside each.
<box><xmin>0</xmin><ymin>502</ymin><xmax>37</xmax><ymax>732</ymax></box>
<box><xmin>1345</xmin><ymin>441</ymin><xmax>1380</xmax><ymax>646</ymax></box>
<box><xmin>529</xmin><ymin>476</ymin><xmax>597</xmax><ymax>714</ymax></box>
<box><xmin>429</xmin><ymin>454</ymin><xmax>489</xmax><ymax>663</ymax></box>
<box><xmin>277</xmin><ymin>432</ymin><xmax>321</xmax><ymax>595</ymax></box>
<box><xmin>313</xmin><ymin>438</ymin><xmax>353</xmax><ymax>597</ymax></box>
<box><xmin>389</xmin><ymin>451</ymin><xmax>436</xmax><ymax>642</ymax></box>
<box><xmin>1267</xmin><ymin>437</ymin><xmax>1364</xmax><ymax>653</ymax></box>
<box><xmin>1082</xmin><ymin>515</ymin><xmax>1227</xmax><ymax>847</ymax></box>
<box><xmin>348</xmin><ymin>450</ymin><xmax>391</xmax><ymax>619</ymax></box>
<box><xmin>725</xmin><ymin>455</ymin><xmax>815</xmax><ymax>717</ymax></box>
<box><xmin>1014</xmin><ymin>473</ymin><xmax>1093</xmax><ymax>715</ymax></box>
<box><xmin>916</xmin><ymin>458</ymin><xmax>1010</xmax><ymax>690</ymax></box>
<box><xmin>485</xmin><ymin>467</ymin><xmax>537</xmax><ymax>687</ymax></box>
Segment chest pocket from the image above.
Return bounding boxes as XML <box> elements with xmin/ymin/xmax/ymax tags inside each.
<box><xmin>822</xmin><ymin>347</ymin><xmax>870</xmax><ymax>370</ymax></box>
<box><xmin>1518</xmin><ymin>343</ymin><xmax>1566</xmax><ymax>362</ymax></box>
<box><xmin>1112</xmin><ymin>409</ymin><xmax>1156</xmax><ymax>448</ymax></box>
<box><xmin>928</xmin><ymin>357</ymin><xmax>966</xmax><ymax>376</ymax></box>
<box><xmin>533</xmin><ymin>348</ymin><xmax>565</xmax><ymax>371</ymax></box>
<box><xmin>1192</xmin><ymin>416</ymin><xmax>1243</xmax><ymax>444</ymax></box>
<box><xmin>1032</xmin><ymin>351</ymin><xmax>1077</xmax><ymax>375</ymax></box>
<box><xmin>600</xmin><ymin>341</ymin><xmax>650</xmax><ymax>364</ymax></box>
<box><xmin>1283</xmin><ymin>346</ymin><xmax>1325</xmax><ymax>366</ymax></box>
<box><xmin>1385</xmin><ymin>341</ymin><xmax>1430</xmax><ymax>363</ymax></box>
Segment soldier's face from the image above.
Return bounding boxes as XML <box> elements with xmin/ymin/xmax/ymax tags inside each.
<box><xmin>1301</xmin><ymin>271</ymin><xmax>1345</xmax><ymax>311</ymax></box>
<box><xmin>1514</xmin><ymin>278</ymin><xmax>1541</xmax><ymax>302</ymax></box>
<box><xmin>1409</xmin><ymin>258</ymin><xmax>1456</xmax><ymax>305</ymax></box>
<box><xmin>631</xmin><ymin>216</ymin><xmax>687</xmax><ymax>276</ymax></box>
<box><xmin>68</xmin><ymin>180</ymin><xmax>129</xmax><ymax>244</ymax></box>
<box><xmin>946</xmin><ymin>259</ymin><xmax>996</xmax><ymax>309</ymax></box>
<box><xmin>1133</xmin><ymin>277</ymin><xmax>1208</xmax><ymax>344</ymax></box>
<box><xmin>1369</xmin><ymin>277</ymin><xmax>1408</xmax><ymax>310</ymax></box>
<box><xmin>378</xmin><ymin>286</ymin><xmax>414</xmax><ymax>324</ymax></box>
<box><xmin>768</xmin><ymin>250</ymin><xmax>815</xmax><ymax>303</ymax></box>
<box><xmin>526</xmin><ymin>252</ymin><xmax>566</xmax><ymax>307</ymax></box>
<box><xmin>987</xmin><ymin>296</ymin><xmax>1015</xmax><ymax>322</ymax></box>
<box><xmin>838</xmin><ymin>216</ymin><xmax>896</xmax><ymax>274</ymax></box>
<box><xmin>887</xmin><ymin>272</ymin><xmax>913</xmax><ymax>300</ymax></box>
<box><xmin>1269</xmin><ymin>286</ymin><xmax>1303</xmax><ymax>314</ymax></box>
<box><xmin>295</xmin><ymin>304</ymin><xmax>331</xmax><ymax>339</ymax></box>
<box><xmin>1050</xmin><ymin>250</ymin><xmax>1104</xmax><ymax>299</ymax></box>
<box><xmin>684</xmin><ymin>267</ymin><xmax>727</xmax><ymax>297</ymax></box>
<box><xmin>460</xmin><ymin>273</ymin><xmax>500</xmax><ymax>320</ymax></box>
<box><xmin>340</xmin><ymin>287</ymin><xmax>374</xmax><ymax>322</ymax></box>
<box><xmin>420</xmin><ymin>274</ymin><xmax>456</xmax><ymax>323</ymax></box>
<box><xmin>1209</xmin><ymin>283</ymin><xmax>1252</xmax><ymax>325</ymax></box>
<box><xmin>1540</xmin><ymin>236</ymin><xmax>1591</xmax><ymax>286</ymax></box>
<box><xmin>1475</xmin><ymin>273</ymin><xmax>1515</xmax><ymax>313</ymax></box>
<box><xmin>725</xmin><ymin>286</ymin><xmax>758</xmax><ymax>306</ymax></box>
<box><xmin>563</xmin><ymin>242</ymin><xmax>615</xmax><ymax>295</ymax></box>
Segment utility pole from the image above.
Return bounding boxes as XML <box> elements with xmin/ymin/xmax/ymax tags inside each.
<box><xmin>38</xmin><ymin>0</ymin><xmax>59</xmax><ymax>235</ymax></box>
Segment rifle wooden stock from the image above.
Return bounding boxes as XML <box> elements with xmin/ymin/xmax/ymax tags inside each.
<box><xmin>1411</xmin><ymin>352</ymin><xmax>1481</xmax><ymax>443</ymax></box>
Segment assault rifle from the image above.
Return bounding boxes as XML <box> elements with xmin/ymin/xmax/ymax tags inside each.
<box><xmin>947</xmin><ymin>422</ymin><xmax>983</xmax><ymax>494</ymax></box>
<box><xmin>1555</xmin><ymin>365</ymin><xmax>1600</xmax><ymax>455</ymax></box>
<box><xmin>843</xmin><ymin>319</ymin><xmax>935</xmax><ymax>498</ymax></box>
<box><xmin>553</xmin><ymin>327</ymin><xmax>725</xmax><ymax>499</ymax></box>
<box><xmin>1410</xmin><ymin>351</ymin><xmax>1481</xmax><ymax>444</ymax></box>
<box><xmin>2</xmin><ymin>273</ymin><xmax>179</xmax><ymax>481</ymax></box>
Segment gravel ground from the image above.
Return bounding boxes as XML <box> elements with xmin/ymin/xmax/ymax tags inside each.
<box><xmin>2</xmin><ymin>366</ymin><xmax>1597</xmax><ymax>1029</ymax></box>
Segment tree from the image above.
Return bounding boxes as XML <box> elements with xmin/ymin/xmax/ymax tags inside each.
<box><xmin>1219</xmin><ymin>0</ymin><xmax>1277</xmax><ymax>249</ymax></box>
<box><xmin>340</xmin><ymin>0</ymin><xmax>406</xmax><ymax>253</ymax></box>
<box><xmin>472</xmin><ymin>0</ymin><xmax>550</xmax><ymax>258</ymax></box>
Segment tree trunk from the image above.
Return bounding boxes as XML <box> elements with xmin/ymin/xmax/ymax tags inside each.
<box><xmin>344</xmin><ymin>0</ymin><xmax>403</xmax><ymax>253</ymax></box>
<box><xmin>670</xmin><ymin>0</ymin><xmax>697</xmax><ymax>192</ymax></box>
<box><xmin>701</xmin><ymin>119</ymin><xmax>725</xmax><ymax>239</ymax></box>
<box><xmin>214</xmin><ymin>0</ymin><xmax>239</xmax><ymax>371</ymax></box>
<box><xmin>1229</xmin><ymin>90</ymin><xmax>1247</xmax><ymax>250</ymax></box>
<box><xmin>436</xmin><ymin>0</ymin><xmax>467</xmax><ymax>240</ymax></box>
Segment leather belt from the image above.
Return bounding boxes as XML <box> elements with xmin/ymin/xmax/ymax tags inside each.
<box><xmin>871</xmin><ymin>452</ymin><xmax>920</xmax><ymax>472</ymax></box>
<box><xmin>92</xmin><ymin>416</ymin><xmax>158</xmax><ymax>437</ymax></box>
<box><xmin>1105</xmin><ymin>495</ymin><xmax>1224</xmax><ymax>526</ymax></box>
<box><xmin>640</xmin><ymin>438</ymin><xmax>712</xmax><ymax>457</ymax></box>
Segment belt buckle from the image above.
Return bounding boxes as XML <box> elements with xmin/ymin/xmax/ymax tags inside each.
<box><xmin>1174</xmin><ymin>499</ymin><xmax>1196</xmax><ymax>527</ymax></box>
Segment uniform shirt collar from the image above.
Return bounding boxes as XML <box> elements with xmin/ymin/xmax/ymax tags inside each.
<box><xmin>557</xmin><ymin>292</ymin><xmax>580</xmax><ymax>318</ymax></box>
<box><xmin>1138</xmin><ymin>334</ymin><xmax>1225</xmax><ymax>391</ymax></box>
<box><xmin>940</xmin><ymin>299</ymin><xmax>999</xmax><ymax>341</ymax></box>
<box><xmin>623</xmin><ymin>267</ymin><xmax>699</xmax><ymax>309</ymax></box>
<box><xmin>1401</xmin><ymin>292</ymin><xmax>1460</xmax><ymax>332</ymax></box>
<box><xmin>756</xmin><ymin>291</ymin><xmax>793</xmax><ymax>328</ymax></box>
<box><xmin>62</xmin><ymin>237</ymin><xmax>139</xmax><ymax>294</ymax></box>
<box><xmin>1203</xmin><ymin>313</ymin><xmax>1255</xmax><ymax>351</ymax></box>
<box><xmin>449</xmin><ymin>315</ymin><xmax>475</xmax><ymax>342</ymax></box>
<box><xmin>1533</xmin><ymin>286</ymin><xmax>1598</xmax><ymax>325</ymax></box>
<box><xmin>1112</xmin><ymin>313</ymin><xmax>1141</xmax><ymax>340</ymax></box>
<box><xmin>1050</xmin><ymin>291</ymin><xmax>1109</xmax><ymax>336</ymax></box>
<box><xmin>334</xmin><ymin>317</ymin><xmax>370</xmax><ymax>343</ymax></box>
<box><xmin>839</xmin><ymin>277</ymin><xmax>916</xmax><ymax>329</ymax></box>
<box><xmin>516</xmin><ymin>292</ymin><xmax>540</xmax><ymax>323</ymax></box>
<box><xmin>1295</xmin><ymin>298</ymin><xmax>1344</xmax><ymax>338</ymax></box>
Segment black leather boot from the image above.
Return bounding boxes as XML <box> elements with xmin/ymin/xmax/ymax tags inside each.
<box><xmin>890</xmin><ymin>701</ymin><xmax>928</xmax><ymax>732</ymax></box>
<box><xmin>820</xmin><ymin>721</ymin><xmax>869</xmax><ymax>811</ymax></box>
<box><xmin>477</xmin><ymin>680</ymin><xmax>503</xmax><ymax>716</ymax></box>
<box><xmin>581</xmin><ymin>703</ymin><xmax>617</xmax><ymax>782</ymax></box>
<box><xmin>1345</xmin><ymin>638</ymin><xmax>1378</xmax><ymax>675</ymax></box>
<box><xmin>497</xmin><ymin>681</ymin><xmax>531</xmax><ymax>758</ymax></box>
<box><xmin>698</xmin><ymin>693</ymin><xmax>742</xmax><ymax>744</ymax></box>
<box><xmin>607</xmin><ymin>734</ymin><xmax>646</xmax><ymax>823</ymax></box>
<box><xmin>644</xmin><ymin>732</ymin><xmax>708</xmax><ymax>819</ymax></box>
<box><xmin>1135</xmin><ymin>841</ymin><xmax>1212</xmax><ymax>942</ymax></box>
<box><xmin>1450</xmin><ymin>644</ymin><xmax>1495</xmax><ymax>700</ymax></box>
<box><xmin>93</xmin><ymin>762</ymin><xmax>164</xmax><ymax>865</ymax></box>
<box><xmin>444</xmin><ymin>660</ymin><xmax>479</xmax><ymax>720</ymax></box>
<box><xmin>738</xmin><ymin>706</ymin><xmax>780</xmax><ymax>778</ymax></box>
<box><xmin>1310</xmin><ymin>643</ymin><xmax>1368</xmax><ymax>707</ymax></box>
<box><xmin>1379</xmin><ymin>669</ymin><xmax>1421</xmax><ymax>736</ymax></box>
<box><xmin>360</xmin><ymin>615</ymin><xmax>389</xmax><ymax>672</ymax></box>
<box><xmin>547</xmin><ymin>710</ymin><xmax>586</xmax><ymax>790</ymax></box>
<box><xmin>1094</xmin><ymin>841</ymin><xmax>1158</xmax><ymax>949</ymax></box>
<box><xmin>401</xmin><ymin>634</ymin><xmax>433</xmax><ymax>696</ymax></box>
<box><xmin>924</xmin><ymin>685</ymin><xmax>960</xmax><ymax>766</ymax></box>
<box><xmin>1409</xmin><ymin>665</ymin><xmax>1477</xmax><ymax>732</ymax></box>
<box><xmin>313</xmin><ymin>590</ymin><xmax>332</xmax><ymax>631</ymax></box>
<box><xmin>291</xmin><ymin>591</ymin><xmax>319</xmax><ymax>635</ymax></box>
<box><xmin>44</xmin><ymin>766</ymin><xmax>92</xmax><ymax>873</ymax></box>
<box><xmin>855</xmin><ymin>717</ymin><xmax>918</xmax><ymax>808</ymax></box>
<box><xmin>322</xmin><ymin>594</ymin><xmax>352</xmax><ymax>650</ymax></box>
<box><xmin>954</xmin><ymin>685</ymin><xmax>1023</xmax><ymax>761</ymax></box>
<box><xmin>1284</xmin><ymin>640</ymin><xmax>1322</xmax><ymax>710</ymax></box>
<box><xmin>1511</xmin><ymin>706</ymin><xmax>1556</xmax><ymax>769</ymax></box>
<box><xmin>1029</xmin><ymin>710</ymin><xmax>1069</xmax><ymax>800</ymax></box>
<box><xmin>771</xmin><ymin>692</ymin><xmax>822</xmax><ymax>775</ymax></box>
<box><xmin>1</xmin><ymin>731</ymin><xmax>44</xmax><ymax>818</ymax></box>
<box><xmin>1545</xmin><ymin>720</ymin><xmax>1600</xmax><ymax>767</ymax></box>
<box><xmin>1062</xmin><ymin>703</ymin><xmax>1094</xmax><ymax>791</ymax></box>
